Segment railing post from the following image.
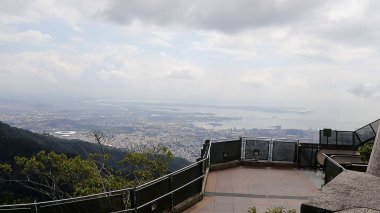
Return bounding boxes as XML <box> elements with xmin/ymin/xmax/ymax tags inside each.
<box><xmin>169</xmin><ymin>174</ymin><xmax>174</xmax><ymax>210</ymax></box>
<box><xmin>207</xmin><ymin>140</ymin><xmax>211</xmax><ymax>168</ymax></box>
<box><xmin>131</xmin><ymin>187</ymin><xmax>137</xmax><ymax>213</ymax></box>
<box><xmin>200</xmin><ymin>161</ymin><xmax>204</xmax><ymax>192</ymax></box>
<box><xmin>34</xmin><ymin>201</ymin><xmax>39</xmax><ymax>213</ymax></box>
<box><xmin>269</xmin><ymin>139</ymin><xmax>273</xmax><ymax>162</ymax></box>
<box><xmin>295</xmin><ymin>140</ymin><xmax>300</xmax><ymax>164</ymax></box>
<box><xmin>240</xmin><ymin>137</ymin><xmax>245</xmax><ymax>161</ymax></box>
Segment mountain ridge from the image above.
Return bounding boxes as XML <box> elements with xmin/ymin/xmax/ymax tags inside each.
<box><xmin>0</xmin><ymin>121</ymin><xmax>190</xmax><ymax>171</ymax></box>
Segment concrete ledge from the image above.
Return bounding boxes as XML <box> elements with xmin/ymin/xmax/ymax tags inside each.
<box><xmin>301</xmin><ymin>171</ymin><xmax>380</xmax><ymax>212</ymax></box>
<box><xmin>172</xmin><ymin>193</ymin><xmax>203</xmax><ymax>213</ymax></box>
<box><xmin>210</xmin><ymin>160</ymin><xmax>242</xmax><ymax>171</ymax></box>
<box><xmin>210</xmin><ymin>160</ymin><xmax>298</xmax><ymax>171</ymax></box>
<box><xmin>242</xmin><ymin>160</ymin><xmax>298</xmax><ymax>168</ymax></box>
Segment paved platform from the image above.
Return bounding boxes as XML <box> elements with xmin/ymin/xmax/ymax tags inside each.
<box><xmin>184</xmin><ymin>166</ymin><xmax>321</xmax><ymax>213</ymax></box>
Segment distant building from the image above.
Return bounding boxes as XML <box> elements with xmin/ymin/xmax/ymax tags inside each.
<box><xmin>269</xmin><ymin>125</ymin><xmax>281</xmax><ymax>130</ymax></box>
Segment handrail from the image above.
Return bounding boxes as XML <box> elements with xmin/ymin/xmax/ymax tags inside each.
<box><xmin>116</xmin><ymin>175</ymin><xmax>206</xmax><ymax>213</ymax></box>
<box><xmin>243</xmin><ymin>137</ymin><xmax>271</xmax><ymax>141</ymax></box>
<box><xmin>38</xmin><ymin>193</ymin><xmax>121</xmax><ymax>208</ymax></box>
<box><xmin>131</xmin><ymin>142</ymin><xmax>211</xmax><ymax>212</ymax></box>
<box><xmin>0</xmin><ymin>187</ymin><xmax>132</xmax><ymax>208</ymax></box>
<box><xmin>323</xmin><ymin>153</ymin><xmax>347</xmax><ymax>185</ymax></box>
<box><xmin>136</xmin><ymin>157</ymin><xmax>208</xmax><ymax>190</ymax></box>
<box><xmin>323</xmin><ymin>153</ymin><xmax>346</xmax><ymax>171</ymax></box>
<box><xmin>210</xmin><ymin>138</ymin><xmax>240</xmax><ymax>143</ymax></box>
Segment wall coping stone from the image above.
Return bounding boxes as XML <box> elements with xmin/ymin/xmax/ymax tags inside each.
<box><xmin>301</xmin><ymin>171</ymin><xmax>380</xmax><ymax>212</ymax></box>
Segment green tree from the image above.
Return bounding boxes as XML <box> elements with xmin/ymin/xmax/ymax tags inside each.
<box><xmin>0</xmin><ymin>163</ymin><xmax>12</xmax><ymax>179</ymax></box>
<box><xmin>120</xmin><ymin>144</ymin><xmax>174</xmax><ymax>185</ymax></box>
<box><xmin>0</xmin><ymin>130</ymin><xmax>175</xmax><ymax>203</ymax></box>
<box><xmin>12</xmin><ymin>151</ymin><xmax>127</xmax><ymax>199</ymax></box>
<box><xmin>0</xmin><ymin>150</ymin><xmax>131</xmax><ymax>201</ymax></box>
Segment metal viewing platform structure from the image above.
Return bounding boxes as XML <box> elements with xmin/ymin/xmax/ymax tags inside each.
<box><xmin>1</xmin><ymin>119</ymin><xmax>378</xmax><ymax>213</ymax></box>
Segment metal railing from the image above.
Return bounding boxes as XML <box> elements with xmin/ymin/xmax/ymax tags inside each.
<box><xmin>319</xmin><ymin>130</ymin><xmax>356</xmax><ymax>146</ymax></box>
<box><xmin>210</xmin><ymin>137</ymin><xmax>309</xmax><ymax>165</ymax></box>
<box><xmin>0</xmin><ymin>188</ymin><xmax>131</xmax><ymax>212</ymax></box>
<box><xmin>354</xmin><ymin>119</ymin><xmax>379</xmax><ymax>144</ymax></box>
<box><xmin>0</xmin><ymin>141</ymin><xmax>212</xmax><ymax>213</ymax></box>
<box><xmin>323</xmin><ymin>154</ymin><xmax>346</xmax><ymax>185</ymax></box>
<box><xmin>319</xmin><ymin>119</ymin><xmax>380</xmax><ymax>147</ymax></box>
<box><xmin>298</xmin><ymin>143</ymin><xmax>319</xmax><ymax>168</ymax></box>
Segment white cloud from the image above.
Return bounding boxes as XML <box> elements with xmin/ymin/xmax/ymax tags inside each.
<box><xmin>0</xmin><ymin>0</ymin><xmax>108</xmax><ymax>29</ymax></box>
<box><xmin>1</xmin><ymin>0</ymin><xmax>380</xmax><ymax>125</ymax></box>
<box><xmin>166</xmin><ymin>66</ymin><xmax>203</xmax><ymax>80</ymax></box>
<box><xmin>324</xmin><ymin>0</ymin><xmax>367</xmax><ymax>22</ymax></box>
<box><xmin>0</xmin><ymin>30</ymin><xmax>51</xmax><ymax>44</ymax></box>
<box><xmin>192</xmin><ymin>32</ymin><xmax>261</xmax><ymax>61</ymax></box>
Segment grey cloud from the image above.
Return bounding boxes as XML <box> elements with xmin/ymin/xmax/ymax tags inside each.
<box><xmin>348</xmin><ymin>84</ymin><xmax>380</xmax><ymax>98</ymax></box>
<box><xmin>0</xmin><ymin>0</ymin><xmax>31</xmax><ymax>14</ymax></box>
<box><xmin>321</xmin><ymin>22</ymin><xmax>378</xmax><ymax>46</ymax></box>
<box><xmin>102</xmin><ymin>0</ymin><xmax>325</xmax><ymax>33</ymax></box>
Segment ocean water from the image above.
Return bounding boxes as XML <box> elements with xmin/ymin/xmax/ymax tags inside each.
<box><xmin>150</xmin><ymin>105</ymin><xmax>361</xmax><ymax>130</ymax></box>
<box><xmin>93</xmin><ymin>100</ymin><xmax>365</xmax><ymax>131</ymax></box>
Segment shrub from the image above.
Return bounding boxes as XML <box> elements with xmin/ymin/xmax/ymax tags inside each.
<box><xmin>358</xmin><ymin>143</ymin><xmax>373</xmax><ymax>162</ymax></box>
<box><xmin>248</xmin><ymin>206</ymin><xmax>296</xmax><ymax>213</ymax></box>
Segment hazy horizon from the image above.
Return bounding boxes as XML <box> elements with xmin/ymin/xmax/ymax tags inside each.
<box><xmin>0</xmin><ymin>97</ymin><xmax>373</xmax><ymax>131</ymax></box>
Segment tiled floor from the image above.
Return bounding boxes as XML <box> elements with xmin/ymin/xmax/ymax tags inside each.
<box><xmin>184</xmin><ymin>166</ymin><xmax>321</xmax><ymax>213</ymax></box>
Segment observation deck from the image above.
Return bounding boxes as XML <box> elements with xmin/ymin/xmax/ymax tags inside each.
<box><xmin>1</xmin><ymin>119</ymin><xmax>378</xmax><ymax>213</ymax></box>
<box><xmin>184</xmin><ymin>166</ymin><xmax>322</xmax><ymax>213</ymax></box>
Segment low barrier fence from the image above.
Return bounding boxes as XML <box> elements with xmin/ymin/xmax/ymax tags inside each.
<box><xmin>319</xmin><ymin>119</ymin><xmax>379</xmax><ymax>146</ymax></box>
<box><xmin>210</xmin><ymin>138</ymin><xmax>315</xmax><ymax>166</ymax></box>
<box><xmin>0</xmin><ymin>189</ymin><xmax>131</xmax><ymax>213</ymax></box>
<box><xmin>323</xmin><ymin>154</ymin><xmax>346</xmax><ymax>185</ymax></box>
<box><xmin>0</xmin><ymin>142</ymin><xmax>211</xmax><ymax>213</ymax></box>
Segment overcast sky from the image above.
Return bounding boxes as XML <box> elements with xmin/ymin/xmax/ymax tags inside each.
<box><xmin>1</xmin><ymin>0</ymin><xmax>380</xmax><ymax>128</ymax></box>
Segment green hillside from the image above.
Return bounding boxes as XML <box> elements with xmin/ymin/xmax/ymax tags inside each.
<box><xmin>0</xmin><ymin>121</ymin><xmax>190</xmax><ymax>171</ymax></box>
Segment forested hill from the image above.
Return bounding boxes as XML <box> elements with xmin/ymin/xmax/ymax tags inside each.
<box><xmin>0</xmin><ymin>121</ymin><xmax>190</xmax><ymax>171</ymax></box>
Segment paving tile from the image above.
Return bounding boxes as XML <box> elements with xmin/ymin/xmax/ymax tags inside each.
<box><xmin>232</xmin><ymin>197</ymin><xmax>253</xmax><ymax>204</ymax></box>
<box><xmin>213</xmin><ymin>196</ymin><xmax>234</xmax><ymax>204</ymax></box>
<box><xmin>200</xmin><ymin>202</ymin><xmax>215</xmax><ymax>211</ymax></box>
<box><xmin>214</xmin><ymin>202</ymin><xmax>234</xmax><ymax>212</ymax></box>
<box><xmin>234</xmin><ymin>205</ymin><xmax>253</xmax><ymax>213</ymax></box>
<box><xmin>252</xmin><ymin>198</ymin><xmax>273</xmax><ymax>206</ymax></box>
<box><xmin>187</xmin><ymin>166</ymin><xmax>321</xmax><ymax>213</ymax></box>
<box><xmin>205</xmin><ymin>173</ymin><xmax>216</xmax><ymax>192</ymax></box>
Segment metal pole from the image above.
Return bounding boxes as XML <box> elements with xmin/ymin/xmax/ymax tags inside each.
<box><xmin>169</xmin><ymin>174</ymin><xmax>174</xmax><ymax>210</ymax></box>
<box><xmin>131</xmin><ymin>187</ymin><xmax>137</xmax><ymax>213</ymax></box>
<box><xmin>34</xmin><ymin>201</ymin><xmax>38</xmax><ymax>213</ymax></box>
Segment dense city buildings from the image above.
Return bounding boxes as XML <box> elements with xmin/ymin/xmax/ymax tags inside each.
<box><xmin>0</xmin><ymin>99</ymin><xmax>319</xmax><ymax>161</ymax></box>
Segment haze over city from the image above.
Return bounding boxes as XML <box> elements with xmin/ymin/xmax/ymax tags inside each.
<box><xmin>1</xmin><ymin>0</ymin><xmax>380</xmax><ymax>128</ymax></box>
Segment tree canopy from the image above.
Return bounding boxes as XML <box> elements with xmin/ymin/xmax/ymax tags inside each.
<box><xmin>0</xmin><ymin>144</ymin><xmax>174</xmax><ymax>204</ymax></box>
